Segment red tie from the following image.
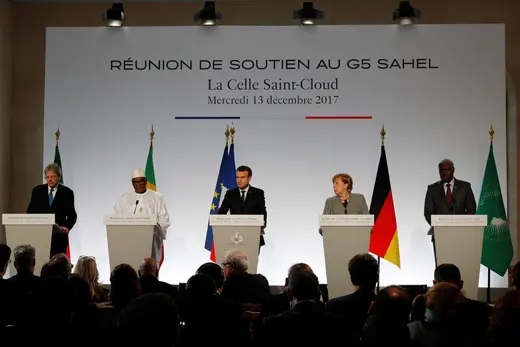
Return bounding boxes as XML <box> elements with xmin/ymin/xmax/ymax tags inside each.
<box><xmin>446</xmin><ymin>183</ymin><xmax>452</xmax><ymax>205</ymax></box>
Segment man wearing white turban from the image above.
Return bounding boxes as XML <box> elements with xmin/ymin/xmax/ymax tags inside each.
<box><xmin>114</xmin><ymin>168</ymin><xmax>171</xmax><ymax>264</ymax></box>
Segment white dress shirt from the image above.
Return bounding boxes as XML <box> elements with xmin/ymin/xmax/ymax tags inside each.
<box><xmin>443</xmin><ymin>178</ymin><xmax>455</xmax><ymax>195</ymax></box>
<box><xmin>48</xmin><ymin>184</ymin><xmax>58</xmax><ymax>199</ymax></box>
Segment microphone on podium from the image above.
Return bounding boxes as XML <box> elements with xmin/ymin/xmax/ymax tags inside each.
<box><xmin>133</xmin><ymin>200</ymin><xmax>139</xmax><ymax>214</ymax></box>
<box><xmin>449</xmin><ymin>198</ymin><xmax>456</xmax><ymax>213</ymax></box>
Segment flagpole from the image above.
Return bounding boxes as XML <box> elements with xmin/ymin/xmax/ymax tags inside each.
<box><xmin>230</xmin><ymin>122</ymin><xmax>236</xmax><ymax>144</ymax></box>
<box><xmin>55</xmin><ymin>126</ymin><xmax>60</xmax><ymax>147</ymax></box>
<box><xmin>150</xmin><ymin>124</ymin><xmax>155</xmax><ymax>145</ymax></box>
<box><xmin>225</xmin><ymin>125</ymin><xmax>230</xmax><ymax>145</ymax></box>
<box><xmin>375</xmin><ymin>125</ymin><xmax>386</xmax><ymax>293</ymax></box>
<box><xmin>486</xmin><ymin>124</ymin><xmax>494</xmax><ymax>304</ymax></box>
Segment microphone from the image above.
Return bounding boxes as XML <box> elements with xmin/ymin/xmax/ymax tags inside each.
<box><xmin>133</xmin><ymin>200</ymin><xmax>139</xmax><ymax>214</ymax></box>
<box><xmin>449</xmin><ymin>198</ymin><xmax>456</xmax><ymax>213</ymax></box>
<box><xmin>343</xmin><ymin>200</ymin><xmax>349</xmax><ymax>215</ymax></box>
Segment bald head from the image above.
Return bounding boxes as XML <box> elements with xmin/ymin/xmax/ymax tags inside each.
<box><xmin>370</xmin><ymin>285</ymin><xmax>411</xmax><ymax>323</ymax></box>
<box><xmin>139</xmin><ymin>258</ymin><xmax>158</xmax><ymax>277</ymax></box>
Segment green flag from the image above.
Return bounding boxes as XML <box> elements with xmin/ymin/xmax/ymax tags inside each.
<box><xmin>477</xmin><ymin>143</ymin><xmax>513</xmax><ymax>276</ymax></box>
<box><xmin>145</xmin><ymin>143</ymin><xmax>156</xmax><ymax>191</ymax></box>
<box><xmin>54</xmin><ymin>145</ymin><xmax>63</xmax><ymax>184</ymax></box>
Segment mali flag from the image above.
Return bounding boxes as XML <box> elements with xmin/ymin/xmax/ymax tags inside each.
<box><xmin>145</xmin><ymin>143</ymin><xmax>156</xmax><ymax>191</ymax></box>
<box><xmin>369</xmin><ymin>145</ymin><xmax>401</xmax><ymax>268</ymax></box>
<box><xmin>205</xmin><ymin>142</ymin><xmax>229</xmax><ymax>261</ymax></box>
<box><xmin>145</xmin><ymin>142</ymin><xmax>163</xmax><ymax>265</ymax></box>
<box><xmin>54</xmin><ymin>143</ymin><xmax>69</xmax><ymax>258</ymax></box>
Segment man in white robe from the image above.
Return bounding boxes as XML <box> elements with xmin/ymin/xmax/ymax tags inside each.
<box><xmin>114</xmin><ymin>168</ymin><xmax>171</xmax><ymax>264</ymax></box>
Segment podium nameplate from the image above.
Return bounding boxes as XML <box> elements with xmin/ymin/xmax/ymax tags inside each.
<box><xmin>431</xmin><ymin>215</ymin><xmax>487</xmax><ymax>227</ymax></box>
<box><xmin>209</xmin><ymin>215</ymin><xmax>264</xmax><ymax>226</ymax></box>
<box><xmin>103</xmin><ymin>214</ymin><xmax>158</xmax><ymax>225</ymax></box>
<box><xmin>319</xmin><ymin>214</ymin><xmax>374</xmax><ymax>227</ymax></box>
<box><xmin>2</xmin><ymin>214</ymin><xmax>55</xmax><ymax>277</ymax></box>
<box><xmin>2</xmin><ymin>214</ymin><xmax>55</xmax><ymax>225</ymax></box>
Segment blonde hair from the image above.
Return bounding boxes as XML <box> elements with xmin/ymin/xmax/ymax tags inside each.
<box><xmin>74</xmin><ymin>256</ymin><xmax>105</xmax><ymax>300</ymax></box>
<box><xmin>332</xmin><ymin>173</ymin><xmax>353</xmax><ymax>192</ymax></box>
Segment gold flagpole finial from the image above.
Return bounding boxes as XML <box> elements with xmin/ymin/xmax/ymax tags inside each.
<box><xmin>225</xmin><ymin>125</ymin><xmax>230</xmax><ymax>144</ymax></box>
<box><xmin>55</xmin><ymin>126</ymin><xmax>61</xmax><ymax>146</ymax></box>
<box><xmin>149</xmin><ymin>125</ymin><xmax>155</xmax><ymax>144</ymax></box>
<box><xmin>489</xmin><ymin>124</ymin><xmax>494</xmax><ymax>143</ymax></box>
<box><xmin>230</xmin><ymin>122</ymin><xmax>236</xmax><ymax>144</ymax></box>
<box><xmin>380</xmin><ymin>124</ymin><xmax>386</xmax><ymax>146</ymax></box>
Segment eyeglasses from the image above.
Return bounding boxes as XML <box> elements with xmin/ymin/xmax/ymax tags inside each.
<box><xmin>45</xmin><ymin>175</ymin><xmax>58</xmax><ymax>180</ymax></box>
<box><xmin>79</xmin><ymin>255</ymin><xmax>96</xmax><ymax>260</ymax></box>
<box><xmin>132</xmin><ymin>179</ymin><xmax>145</xmax><ymax>184</ymax></box>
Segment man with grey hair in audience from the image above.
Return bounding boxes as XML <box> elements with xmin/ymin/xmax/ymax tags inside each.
<box><xmin>138</xmin><ymin>257</ymin><xmax>177</xmax><ymax>298</ymax></box>
<box><xmin>6</xmin><ymin>244</ymin><xmax>44</xmax><ymax>328</ymax></box>
<box><xmin>11</xmin><ymin>244</ymin><xmax>37</xmax><ymax>276</ymax></box>
<box><xmin>424</xmin><ymin>158</ymin><xmax>476</xmax><ymax>266</ymax></box>
<box><xmin>220</xmin><ymin>249</ymin><xmax>271</xmax><ymax>305</ymax></box>
<box><xmin>257</xmin><ymin>270</ymin><xmax>340</xmax><ymax>346</ymax></box>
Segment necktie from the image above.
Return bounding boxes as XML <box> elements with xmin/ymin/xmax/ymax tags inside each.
<box><xmin>446</xmin><ymin>183</ymin><xmax>452</xmax><ymax>206</ymax></box>
<box><xmin>49</xmin><ymin>188</ymin><xmax>54</xmax><ymax>206</ymax></box>
<box><xmin>241</xmin><ymin>190</ymin><xmax>246</xmax><ymax>203</ymax></box>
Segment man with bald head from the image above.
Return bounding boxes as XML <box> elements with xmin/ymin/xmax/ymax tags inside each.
<box><xmin>361</xmin><ymin>285</ymin><xmax>413</xmax><ymax>346</ymax></box>
<box><xmin>138</xmin><ymin>257</ymin><xmax>177</xmax><ymax>299</ymax></box>
<box><xmin>424</xmin><ymin>159</ymin><xmax>476</xmax><ymax>266</ymax></box>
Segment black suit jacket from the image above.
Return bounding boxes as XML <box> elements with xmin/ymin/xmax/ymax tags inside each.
<box><xmin>326</xmin><ymin>289</ymin><xmax>377</xmax><ymax>344</ymax></box>
<box><xmin>220</xmin><ymin>272</ymin><xmax>271</xmax><ymax>305</ymax></box>
<box><xmin>424</xmin><ymin>178</ymin><xmax>476</xmax><ymax>225</ymax></box>
<box><xmin>139</xmin><ymin>275</ymin><xmax>178</xmax><ymax>299</ymax></box>
<box><xmin>27</xmin><ymin>183</ymin><xmax>77</xmax><ymax>254</ymax></box>
<box><xmin>217</xmin><ymin>186</ymin><xmax>267</xmax><ymax>246</ymax></box>
<box><xmin>258</xmin><ymin>301</ymin><xmax>340</xmax><ymax>346</ymax></box>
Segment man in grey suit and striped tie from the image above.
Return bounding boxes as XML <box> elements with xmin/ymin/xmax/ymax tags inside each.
<box><xmin>424</xmin><ymin>159</ymin><xmax>477</xmax><ymax>266</ymax></box>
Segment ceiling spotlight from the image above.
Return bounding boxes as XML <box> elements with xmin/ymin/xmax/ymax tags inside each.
<box><xmin>393</xmin><ymin>1</ymin><xmax>420</xmax><ymax>25</ymax></box>
<box><xmin>103</xmin><ymin>3</ymin><xmax>125</xmax><ymax>27</ymax></box>
<box><xmin>195</xmin><ymin>1</ymin><xmax>221</xmax><ymax>26</ymax></box>
<box><xmin>293</xmin><ymin>2</ymin><xmax>324</xmax><ymax>25</ymax></box>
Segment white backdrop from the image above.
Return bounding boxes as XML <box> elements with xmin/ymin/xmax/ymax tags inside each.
<box><xmin>43</xmin><ymin>25</ymin><xmax>508</xmax><ymax>287</ymax></box>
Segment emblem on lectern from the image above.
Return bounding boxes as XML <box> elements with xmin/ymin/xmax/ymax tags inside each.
<box><xmin>231</xmin><ymin>231</ymin><xmax>244</xmax><ymax>245</ymax></box>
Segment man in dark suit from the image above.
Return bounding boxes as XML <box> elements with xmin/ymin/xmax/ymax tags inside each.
<box><xmin>424</xmin><ymin>159</ymin><xmax>476</xmax><ymax>266</ymax></box>
<box><xmin>410</xmin><ymin>263</ymin><xmax>490</xmax><ymax>341</ymax></box>
<box><xmin>325</xmin><ymin>253</ymin><xmax>378</xmax><ymax>345</ymax></box>
<box><xmin>26</xmin><ymin>163</ymin><xmax>77</xmax><ymax>258</ymax></box>
<box><xmin>138</xmin><ymin>257</ymin><xmax>178</xmax><ymax>299</ymax></box>
<box><xmin>217</xmin><ymin>165</ymin><xmax>267</xmax><ymax>248</ymax></box>
<box><xmin>257</xmin><ymin>270</ymin><xmax>340</xmax><ymax>346</ymax></box>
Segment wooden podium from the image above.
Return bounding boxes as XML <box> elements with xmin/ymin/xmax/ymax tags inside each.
<box><xmin>2</xmin><ymin>213</ymin><xmax>55</xmax><ymax>277</ymax></box>
<box><xmin>104</xmin><ymin>214</ymin><xmax>158</xmax><ymax>273</ymax></box>
<box><xmin>432</xmin><ymin>214</ymin><xmax>487</xmax><ymax>300</ymax></box>
<box><xmin>320</xmin><ymin>214</ymin><xmax>374</xmax><ymax>299</ymax></box>
<box><xmin>209</xmin><ymin>215</ymin><xmax>264</xmax><ymax>274</ymax></box>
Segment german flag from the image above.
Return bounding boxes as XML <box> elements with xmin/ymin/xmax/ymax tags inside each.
<box><xmin>369</xmin><ymin>144</ymin><xmax>401</xmax><ymax>268</ymax></box>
